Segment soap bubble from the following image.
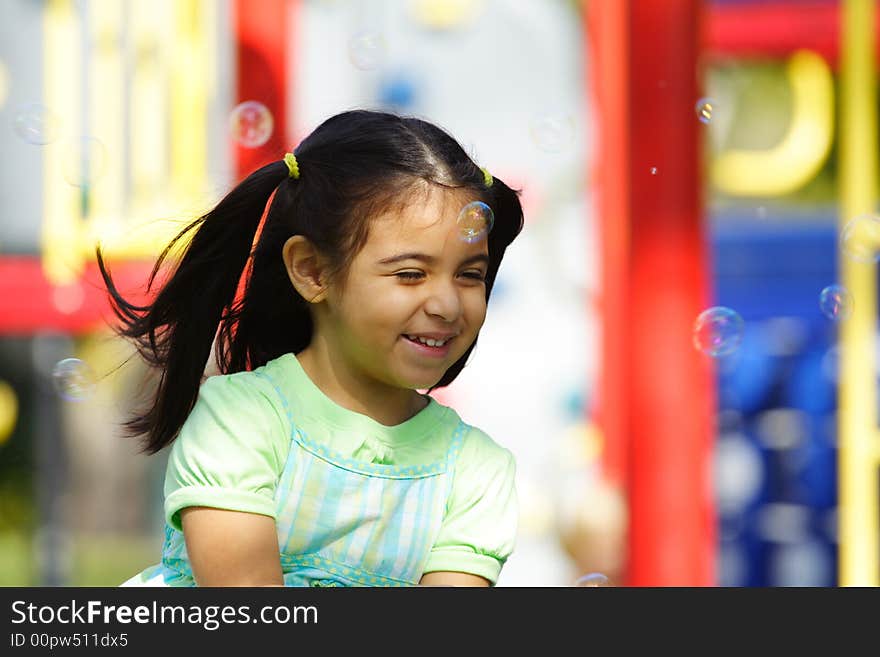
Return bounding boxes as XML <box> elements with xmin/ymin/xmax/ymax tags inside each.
<box><xmin>348</xmin><ymin>30</ymin><xmax>386</xmax><ymax>70</ymax></box>
<box><xmin>819</xmin><ymin>285</ymin><xmax>853</xmax><ymax>321</ymax></box>
<box><xmin>229</xmin><ymin>100</ymin><xmax>273</xmax><ymax>148</ymax></box>
<box><xmin>456</xmin><ymin>201</ymin><xmax>494</xmax><ymax>243</ymax></box>
<box><xmin>51</xmin><ymin>358</ymin><xmax>96</xmax><ymax>402</ymax></box>
<box><xmin>840</xmin><ymin>214</ymin><xmax>880</xmax><ymax>263</ymax></box>
<box><xmin>693</xmin><ymin>306</ymin><xmax>745</xmax><ymax>357</ymax></box>
<box><xmin>529</xmin><ymin>112</ymin><xmax>574</xmax><ymax>153</ymax></box>
<box><xmin>13</xmin><ymin>103</ymin><xmax>62</xmax><ymax>145</ymax></box>
<box><xmin>575</xmin><ymin>573</ymin><xmax>612</xmax><ymax>587</ymax></box>
<box><xmin>695</xmin><ymin>97</ymin><xmax>714</xmax><ymax>124</ymax></box>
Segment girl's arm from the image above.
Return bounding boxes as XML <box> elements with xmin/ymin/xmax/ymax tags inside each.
<box><xmin>419</xmin><ymin>572</ymin><xmax>490</xmax><ymax>587</ymax></box>
<box><xmin>181</xmin><ymin>507</ymin><xmax>284</xmax><ymax>587</ymax></box>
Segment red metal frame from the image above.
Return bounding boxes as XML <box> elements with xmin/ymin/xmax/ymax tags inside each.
<box><xmin>234</xmin><ymin>0</ymin><xmax>292</xmax><ymax>179</ymax></box>
<box><xmin>627</xmin><ymin>0</ymin><xmax>715</xmax><ymax>587</ymax></box>
<box><xmin>589</xmin><ymin>0</ymin><xmax>716</xmax><ymax>585</ymax></box>
<box><xmin>586</xmin><ymin>0</ymin><xmax>629</xmax><ymax>489</ymax></box>
<box><xmin>705</xmin><ymin>0</ymin><xmax>879</xmax><ymax>68</ymax></box>
<box><xmin>0</xmin><ymin>258</ymin><xmax>156</xmax><ymax>336</ymax></box>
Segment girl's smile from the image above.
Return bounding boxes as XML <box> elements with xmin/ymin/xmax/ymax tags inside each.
<box><xmin>401</xmin><ymin>332</ymin><xmax>457</xmax><ymax>358</ymax></box>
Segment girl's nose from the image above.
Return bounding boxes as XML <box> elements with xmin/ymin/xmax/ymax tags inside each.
<box><xmin>423</xmin><ymin>282</ymin><xmax>462</xmax><ymax>323</ymax></box>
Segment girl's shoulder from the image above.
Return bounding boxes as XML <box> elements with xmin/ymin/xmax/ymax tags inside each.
<box><xmin>434</xmin><ymin>403</ymin><xmax>515</xmax><ymax>472</ymax></box>
<box><xmin>201</xmin><ymin>365</ymin><xmax>281</xmax><ymax>400</ymax></box>
<box><xmin>197</xmin><ymin>364</ymin><xmax>290</xmax><ymax>428</ymax></box>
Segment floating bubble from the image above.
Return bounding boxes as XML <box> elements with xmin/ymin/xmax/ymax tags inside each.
<box><xmin>51</xmin><ymin>358</ymin><xmax>96</xmax><ymax>402</ymax></box>
<box><xmin>529</xmin><ymin>112</ymin><xmax>574</xmax><ymax>153</ymax></box>
<box><xmin>61</xmin><ymin>136</ymin><xmax>108</xmax><ymax>187</ymax></box>
<box><xmin>229</xmin><ymin>100</ymin><xmax>273</xmax><ymax>148</ymax></box>
<box><xmin>693</xmin><ymin>306</ymin><xmax>745</xmax><ymax>357</ymax></box>
<box><xmin>457</xmin><ymin>201</ymin><xmax>494</xmax><ymax>243</ymax></box>
<box><xmin>695</xmin><ymin>97</ymin><xmax>714</xmax><ymax>124</ymax></box>
<box><xmin>819</xmin><ymin>284</ymin><xmax>853</xmax><ymax>321</ymax></box>
<box><xmin>840</xmin><ymin>214</ymin><xmax>880</xmax><ymax>263</ymax></box>
<box><xmin>575</xmin><ymin>573</ymin><xmax>612</xmax><ymax>587</ymax></box>
<box><xmin>13</xmin><ymin>103</ymin><xmax>62</xmax><ymax>145</ymax></box>
<box><xmin>348</xmin><ymin>30</ymin><xmax>386</xmax><ymax>70</ymax></box>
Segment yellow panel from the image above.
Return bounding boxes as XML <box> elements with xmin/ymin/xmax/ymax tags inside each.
<box><xmin>129</xmin><ymin>0</ymin><xmax>171</xmax><ymax>230</ymax></box>
<box><xmin>42</xmin><ymin>0</ymin><xmax>83</xmax><ymax>285</ymax></box>
<box><xmin>170</xmin><ymin>0</ymin><xmax>207</xmax><ymax>201</ymax></box>
<box><xmin>838</xmin><ymin>0</ymin><xmax>880</xmax><ymax>587</ymax></box>
<box><xmin>83</xmin><ymin>0</ymin><xmax>125</xmax><ymax>254</ymax></box>
<box><xmin>712</xmin><ymin>50</ymin><xmax>834</xmax><ymax>197</ymax></box>
<box><xmin>42</xmin><ymin>0</ymin><xmax>218</xmax><ymax>266</ymax></box>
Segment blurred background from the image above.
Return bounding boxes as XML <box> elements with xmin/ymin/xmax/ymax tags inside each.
<box><xmin>0</xmin><ymin>0</ymin><xmax>878</xmax><ymax>587</ymax></box>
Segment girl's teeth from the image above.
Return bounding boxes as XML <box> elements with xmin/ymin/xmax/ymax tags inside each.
<box><xmin>409</xmin><ymin>335</ymin><xmax>447</xmax><ymax>347</ymax></box>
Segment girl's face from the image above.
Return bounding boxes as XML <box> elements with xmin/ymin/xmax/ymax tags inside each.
<box><xmin>320</xmin><ymin>185</ymin><xmax>490</xmax><ymax>392</ymax></box>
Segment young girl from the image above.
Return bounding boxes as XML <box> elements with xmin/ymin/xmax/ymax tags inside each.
<box><xmin>105</xmin><ymin>109</ymin><xmax>524</xmax><ymax>587</ymax></box>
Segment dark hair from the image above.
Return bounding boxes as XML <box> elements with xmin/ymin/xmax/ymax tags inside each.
<box><xmin>98</xmin><ymin>109</ymin><xmax>524</xmax><ymax>454</ymax></box>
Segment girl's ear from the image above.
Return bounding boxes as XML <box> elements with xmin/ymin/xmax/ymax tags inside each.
<box><xmin>282</xmin><ymin>235</ymin><xmax>329</xmax><ymax>303</ymax></box>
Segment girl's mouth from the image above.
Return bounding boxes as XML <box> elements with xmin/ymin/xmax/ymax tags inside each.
<box><xmin>402</xmin><ymin>334</ymin><xmax>453</xmax><ymax>358</ymax></box>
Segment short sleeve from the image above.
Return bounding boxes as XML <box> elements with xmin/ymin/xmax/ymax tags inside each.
<box><xmin>422</xmin><ymin>426</ymin><xmax>518</xmax><ymax>585</ymax></box>
<box><xmin>163</xmin><ymin>372</ymin><xmax>289</xmax><ymax>532</ymax></box>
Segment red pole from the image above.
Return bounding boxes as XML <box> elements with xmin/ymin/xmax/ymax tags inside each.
<box><xmin>585</xmin><ymin>1</ymin><xmax>630</xmax><ymax>490</ymax></box>
<box><xmin>234</xmin><ymin>0</ymin><xmax>291</xmax><ymax>179</ymax></box>
<box><xmin>626</xmin><ymin>0</ymin><xmax>716</xmax><ymax>585</ymax></box>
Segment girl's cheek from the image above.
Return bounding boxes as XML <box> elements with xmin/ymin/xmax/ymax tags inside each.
<box><xmin>467</xmin><ymin>292</ymin><xmax>488</xmax><ymax>315</ymax></box>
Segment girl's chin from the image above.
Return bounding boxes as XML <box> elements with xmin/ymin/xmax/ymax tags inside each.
<box><xmin>402</xmin><ymin>376</ymin><xmax>442</xmax><ymax>391</ymax></box>
<box><xmin>396</xmin><ymin>371</ymin><xmax>445</xmax><ymax>392</ymax></box>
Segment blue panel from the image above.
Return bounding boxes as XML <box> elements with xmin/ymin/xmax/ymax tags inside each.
<box><xmin>709</xmin><ymin>211</ymin><xmax>845</xmax><ymax>586</ymax></box>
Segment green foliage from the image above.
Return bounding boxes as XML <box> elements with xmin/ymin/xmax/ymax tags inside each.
<box><xmin>0</xmin><ymin>532</ymin><xmax>158</xmax><ymax>586</ymax></box>
<box><xmin>0</xmin><ymin>472</ymin><xmax>35</xmax><ymax>534</ymax></box>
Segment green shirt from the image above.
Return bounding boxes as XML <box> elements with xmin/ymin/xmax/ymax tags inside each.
<box><xmin>162</xmin><ymin>352</ymin><xmax>518</xmax><ymax>584</ymax></box>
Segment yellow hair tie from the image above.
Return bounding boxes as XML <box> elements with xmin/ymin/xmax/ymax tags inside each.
<box><xmin>480</xmin><ymin>166</ymin><xmax>493</xmax><ymax>188</ymax></box>
<box><xmin>284</xmin><ymin>152</ymin><xmax>300</xmax><ymax>179</ymax></box>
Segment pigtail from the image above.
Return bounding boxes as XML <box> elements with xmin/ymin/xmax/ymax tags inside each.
<box><xmin>97</xmin><ymin>160</ymin><xmax>290</xmax><ymax>454</ymax></box>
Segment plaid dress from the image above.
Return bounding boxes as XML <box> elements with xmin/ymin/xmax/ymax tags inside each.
<box><xmin>122</xmin><ymin>368</ymin><xmax>466</xmax><ymax>587</ymax></box>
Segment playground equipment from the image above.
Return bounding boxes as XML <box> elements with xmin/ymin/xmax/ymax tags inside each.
<box><xmin>2</xmin><ymin>0</ymin><xmax>878</xmax><ymax>586</ymax></box>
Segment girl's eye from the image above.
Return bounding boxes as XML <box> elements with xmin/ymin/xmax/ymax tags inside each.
<box><xmin>395</xmin><ymin>271</ymin><xmax>424</xmax><ymax>280</ymax></box>
<box><xmin>461</xmin><ymin>271</ymin><xmax>487</xmax><ymax>282</ymax></box>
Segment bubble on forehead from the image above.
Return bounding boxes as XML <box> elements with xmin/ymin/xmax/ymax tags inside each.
<box><xmin>457</xmin><ymin>201</ymin><xmax>494</xmax><ymax>243</ymax></box>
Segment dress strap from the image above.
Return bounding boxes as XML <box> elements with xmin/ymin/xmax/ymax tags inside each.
<box><xmin>253</xmin><ymin>369</ymin><xmax>295</xmax><ymax>429</ymax></box>
<box><xmin>443</xmin><ymin>420</ymin><xmax>468</xmax><ymax>500</ymax></box>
